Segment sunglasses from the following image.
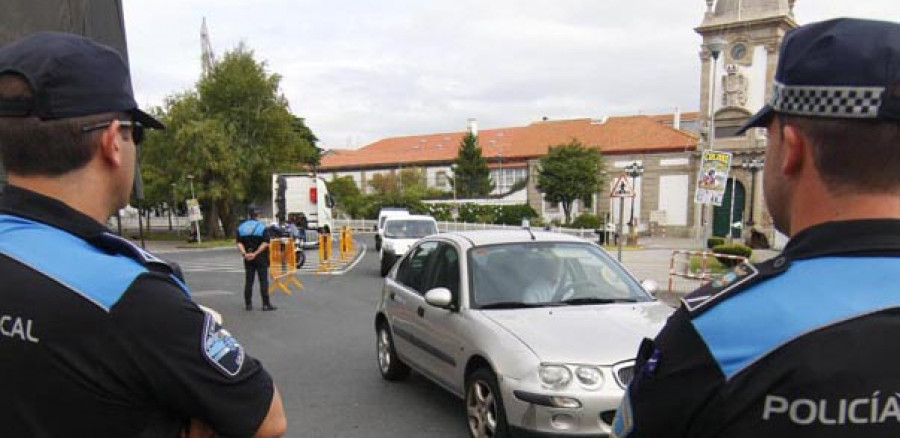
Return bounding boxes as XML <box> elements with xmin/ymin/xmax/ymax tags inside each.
<box><xmin>81</xmin><ymin>120</ymin><xmax>144</xmax><ymax>145</ymax></box>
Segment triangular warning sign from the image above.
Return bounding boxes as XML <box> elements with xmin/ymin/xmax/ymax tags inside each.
<box><xmin>609</xmin><ymin>174</ymin><xmax>634</xmax><ymax>198</ymax></box>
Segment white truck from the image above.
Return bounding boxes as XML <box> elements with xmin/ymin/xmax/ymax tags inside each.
<box><xmin>272</xmin><ymin>172</ymin><xmax>335</xmax><ymax>247</ymax></box>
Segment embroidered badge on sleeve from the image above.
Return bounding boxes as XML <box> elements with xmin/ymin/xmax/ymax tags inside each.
<box><xmin>202</xmin><ymin>312</ymin><xmax>245</xmax><ymax>377</ymax></box>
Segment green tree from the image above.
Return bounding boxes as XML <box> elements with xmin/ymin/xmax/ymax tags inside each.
<box><xmin>141</xmin><ymin>44</ymin><xmax>318</xmax><ymax>239</ymax></box>
<box><xmin>537</xmin><ymin>139</ymin><xmax>605</xmax><ymax>224</ymax></box>
<box><xmin>326</xmin><ymin>176</ymin><xmax>365</xmax><ymax>218</ymax></box>
<box><xmin>451</xmin><ymin>132</ymin><xmax>492</xmax><ymax>198</ymax></box>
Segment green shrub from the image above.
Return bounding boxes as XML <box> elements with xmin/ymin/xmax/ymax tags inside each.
<box><xmin>423</xmin><ymin>203</ymin><xmax>536</xmax><ymax>225</ymax></box>
<box><xmin>712</xmin><ymin>243</ymin><xmax>752</xmax><ymax>267</ymax></box>
<box><xmin>706</xmin><ymin>236</ymin><xmax>726</xmax><ymax>249</ymax></box>
<box><xmin>570</xmin><ymin>213</ymin><xmax>603</xmax><ymax>230</ymax></box>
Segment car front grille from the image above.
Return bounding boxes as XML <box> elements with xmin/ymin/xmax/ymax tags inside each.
<box><xmin>614</xmin><ymin>364</ymin><xmax>635</xmax><ymax>388</ymax></box>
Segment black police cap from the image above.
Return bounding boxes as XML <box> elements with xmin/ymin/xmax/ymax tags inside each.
<box><xmin>738</xmin><ymin>18</ymin><xmax>900</xmax><ymax>134</ymax></box>
<box><xmin>0</xmin><ymin>31</ymin><xmax>164</xmax><ymax>129</ymax></box>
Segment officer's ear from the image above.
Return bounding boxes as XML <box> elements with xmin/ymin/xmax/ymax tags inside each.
<box><xmin>97</xmin><ymin>120</ymin><xmax>124</xmax><ymax>167</ymax></box>
<box><xmin>779</xmin><ymin>122</ymin><xmax>807</xmax><ymax>178</ymax></box>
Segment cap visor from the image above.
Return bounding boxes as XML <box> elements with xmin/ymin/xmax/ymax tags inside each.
<box><xmin>736</xmin><ymin>105</ymin><xmax>774</xmax><ymax>135</ymax></box>
<box><xmin>132</xmin><ymin>108</ymin><xmax>165</xmax><ymax>129</ymax></box>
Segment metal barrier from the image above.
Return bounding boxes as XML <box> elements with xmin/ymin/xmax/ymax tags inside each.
<box><xmin>268</xmin><ymin>238</ymin><xmax>302</xmax><ymax>294</ymax></box>
<box><xmin>339</xmin><ymin>226</ymin><xmax>354</xmax><ymax>261</ymax></box>
<box><xmin>668</xmin><ymin>250</ymin><xmax>749</xmax><ymax>294</ymax></box>
<box><xmin>317</xmin><ymin>233</ymin><xmax>333</xmax><ymax>273</ymax></box>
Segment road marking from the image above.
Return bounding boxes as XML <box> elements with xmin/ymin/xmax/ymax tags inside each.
<box><xmin>191</xmin><ymin>290</ymin><xmax>236</xmax><ymax>297</ymax></box>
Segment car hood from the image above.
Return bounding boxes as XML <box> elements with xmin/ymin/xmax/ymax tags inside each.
<box><xmin>481</xmin><ymin>302</ymin><xmax>673</xmax><ymax>365</ymax></box>
<box><xmin>384</xmin><ymin>238</ymin><xmax>420</xmax><ymax>255</ymax></box>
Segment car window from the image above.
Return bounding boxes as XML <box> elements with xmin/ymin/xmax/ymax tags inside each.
<box><xmin>384</xmin><ymin>219</ymin><xmax>438</xmax><ymax>239</ymax></box>
<box><xmin>395</xmin><ymin>241</ymin><xmax>439</xmax><ymax>294</ymax></box>
<box><xmin>428</xmin><ymin>244</ymin><xmax>460</xmax><ymax>299</ymax></box>
<box><xmin>469</xmin><ymin>242</ymin><xmax>649</xmax><ymax>308</ymax></box>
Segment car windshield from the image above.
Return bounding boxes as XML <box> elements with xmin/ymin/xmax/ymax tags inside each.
<box><xmin>469</xmin><ymin>242</ymin><xmax>651</xmax><ymax>308</ymax></box>
<box><xmin>384</xmin><ymin>219</ymin><xmax>438</xmax><ymax>239</ymax></box>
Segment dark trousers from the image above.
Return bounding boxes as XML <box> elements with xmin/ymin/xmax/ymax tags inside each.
<box><xmin>243</xmin><ymin>261</ymin><xmax>271</xmax><ymax>306</ymax></box>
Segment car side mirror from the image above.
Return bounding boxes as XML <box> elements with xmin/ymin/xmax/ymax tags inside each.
<box><xmin>424</xmin><ymin>287</ymin><xmax>453</xmax><ymax>309</ymax></box>
<box><xmin>641</xmin><ymin>279</ymin><xmax>659</xmax><ymax>296</ymax></box>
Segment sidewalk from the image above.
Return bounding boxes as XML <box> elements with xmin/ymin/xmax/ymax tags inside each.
<box><xmin>618</xmin><ymin>235</ymin><xmax>782</xmax><ymax>307</ymax></box>
<box><xmin>129</xmin><ymin>239</ymin><xmax>224</xmax><ymax>254</ymax></box>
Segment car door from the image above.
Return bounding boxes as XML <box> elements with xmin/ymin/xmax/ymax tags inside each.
<box><xmin>384</xmin><ymin>240</ymin><xmax>440</xmax><ymax>372</ymax></box>
<box><xmin>415</xmin><ymin>242</ymin><xmax>468</xmax><ymax>394</ymax></box>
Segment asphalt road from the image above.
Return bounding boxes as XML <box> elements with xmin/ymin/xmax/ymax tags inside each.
<box><xmin>162</xmin><ymin>235</ymin><xmax>469</xmax><ymax>437</ymax></box>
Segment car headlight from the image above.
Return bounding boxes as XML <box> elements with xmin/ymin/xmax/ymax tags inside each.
<box><xmin>574</xmin><ymin>366</ymin><xmax>605</xmax><ymax>390</ymax></box>
<box><xmin>539</xmin><ymin>364</ymin><xmax>572</xmax><ymax>389</ymax></box>
<box><xmin>383</xmin><ymin>240</ymin><xmax>394</xmax><ymax>252</ymax></box>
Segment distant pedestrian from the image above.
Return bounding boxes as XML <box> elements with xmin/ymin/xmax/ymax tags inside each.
<box><xmin>237</xmin><ymin>208</ymin><xmax>277</xmax><ymax>311</ymax></box>
<box><xmin>613</xmin><ymin>18</ymin><xmax>900</xmax><ymax>438</ymax></box>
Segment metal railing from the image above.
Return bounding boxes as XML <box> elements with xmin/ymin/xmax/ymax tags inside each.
<box><xmin>333</xmin><ymin>218</ymin><xmax>600</xmax><ymax>241</ymax></box>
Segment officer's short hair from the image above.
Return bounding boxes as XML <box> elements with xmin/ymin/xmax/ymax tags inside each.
<box><xmin>779</xmin><ymin>115</ymin><xmax>900</xmax><ymax>194</ymax></box>
<box><xmin>0</xmin><ymin>73</ymin><xmax>122</xmax><ymax>176</ymax></box>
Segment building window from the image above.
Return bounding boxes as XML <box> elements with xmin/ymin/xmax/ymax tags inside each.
<box><xmin>436</xmin><ymin>171</ymin><xmax>449</xmax><ymax>189</ymax></box>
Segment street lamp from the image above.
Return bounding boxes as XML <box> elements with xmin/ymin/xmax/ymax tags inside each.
<box><xmin>625</xmin><ymin>161</ymin><xmax>644</xmax><ymax>230</ymax></box>
<box><xmin>741</xmin><ymin>158</ymin><xmax>764</xmax><ymax>227</ymax></box>
<box><xmin>168</xmin><ymin>183</ymin><xmax>176</xmax><ymax>231</ymax></box>
<box><xmin>701</xmin><ymin>35</ymin><xmax>727</xmax><ymax>241</ymax></box>
<box><xmin>497</xmin><ymin>151</ymin><xmax>503</xmax><ymax>194</ymax></box>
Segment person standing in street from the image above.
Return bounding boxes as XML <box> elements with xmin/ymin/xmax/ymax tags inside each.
<box><xmin>613</xmin><ymin>18</ymin><xmax>900</xmax><ymax>437</ymax></box>
<box><xmin>237</xmin><ymin>208</ymin><xmax>277</xmax><ymax>311</ymax></box>
<box><xmin>0</xmin><ymin>32</ymin><xmax>285</xmax><ymax>437</ymax></box>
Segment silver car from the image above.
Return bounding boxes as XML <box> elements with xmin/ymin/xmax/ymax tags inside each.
<box><xmin>374</xmin><ymin>230</ymin><xmax>673</xmax><ymax>437</ymax></box>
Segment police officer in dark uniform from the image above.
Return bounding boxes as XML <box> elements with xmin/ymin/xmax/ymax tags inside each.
<box><xmin>237</xmin><ymin>208</ymin><xmax>277</xmax><ymax>311</ymax></box>
<box><xmin>613</xmin><ymin>18</ymin><xmax>900</xmax><ymax>437</ymax></box>
<box><xmin>0</xmin><ymin>32</ymin><xmax>286</xmax><ymax>436</ymax></box>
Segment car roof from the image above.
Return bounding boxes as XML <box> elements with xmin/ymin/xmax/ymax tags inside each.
<box><xmin>434</xmin><ymin>229</ymin><xmax>591</xmax><ymax>247</ymax></box>
<box><xmin>378</xmin><ymin>208</ymin><xmax>409</xmax><ymax>215</ymax></box>
<box><xmin>384</xmin><ymin>214</ymin><xmax>436</xmax><ymax>223</ymax></box>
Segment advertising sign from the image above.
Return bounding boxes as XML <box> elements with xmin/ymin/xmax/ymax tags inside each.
<box><xmin>694</xmin><ymin>150</ymin><xmax>733</xmax><ymax>206</ymax></box>
<box><xmin>187</xmin><ymin>198</ymin><xmax>203</xmax><ymax>222</ymax></box>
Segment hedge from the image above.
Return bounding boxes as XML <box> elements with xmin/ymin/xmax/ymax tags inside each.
<box><xmin>712</xmin><ymin>243</ymin><xmax>753</xmax><ymax>267</ymax></box>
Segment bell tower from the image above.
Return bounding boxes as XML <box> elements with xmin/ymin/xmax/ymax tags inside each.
<box><xmin>696</xmin><ymin>0</ymin><xmax>797</xmax><ymax>145</ymax></box>
<box><xmin>693</xmin><ymin>0</ymin><xmax>797</xmax><ymax>244</ymax></box>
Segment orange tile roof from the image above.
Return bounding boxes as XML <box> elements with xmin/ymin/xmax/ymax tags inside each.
<box><xmin>320</xmin><ymin>116</ymin><xmax>698</xmax><ymax>170</ymax></box>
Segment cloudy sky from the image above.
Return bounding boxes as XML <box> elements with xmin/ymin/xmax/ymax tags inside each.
<box><xmin>123</xmin><ymin>1</ymin><xmax>899</xmax><ymax>149</ymax></box>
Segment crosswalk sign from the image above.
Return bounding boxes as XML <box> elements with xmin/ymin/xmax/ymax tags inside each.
<box><xmin>609</xmin><ymin>174</ymin><xmax>635</xmax><ymax>198</ymax></box>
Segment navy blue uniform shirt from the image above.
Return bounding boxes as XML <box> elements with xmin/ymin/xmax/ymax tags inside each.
<box><xmin>614</xmin><ymin>220</ymin><xmax>900</xmax><ymax>438</ymax></box>
<box><xmin>0</xmin><ymin>185</ymin><xmax>275</xmax><ymax>437</ymax></box>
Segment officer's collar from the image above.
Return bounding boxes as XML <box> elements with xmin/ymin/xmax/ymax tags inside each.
<box><xmin>783</xmin><ymin>219</ymin><xmax>900</xmax><ymax>260</ymax></box>
<box><xmin>0</xmin><ymin>184</ymin><xmax>110</xmax><ymax>240</ymax></box>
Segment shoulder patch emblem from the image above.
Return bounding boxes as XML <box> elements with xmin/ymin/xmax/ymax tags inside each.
<box><xmin>202</xmin><ymin>313</ymin><xmax>245</xmax><ymax>377</ymax></box>
<box><xmin>682</xmin><ymin>261</ymin><xmax>759</xmax><ymax>314</ymax></box>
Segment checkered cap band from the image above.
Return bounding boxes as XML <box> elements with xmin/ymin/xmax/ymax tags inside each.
<box><xmin>769</xmin><ymin>82</ymin><xmax>885</xmax><ymax>118</ymax></box>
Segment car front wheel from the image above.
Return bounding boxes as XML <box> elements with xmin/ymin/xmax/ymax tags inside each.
<box><xmin>376</xmin><ymin>323</ymin><xmax>410</xmax><ymax>381</ymax></box>
<box><xmin>466</xmin><ymin>367</ymin><xmax>509</xmax><ymax>438</ymax></box>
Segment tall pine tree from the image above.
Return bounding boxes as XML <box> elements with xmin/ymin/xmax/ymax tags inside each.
<box><xmin>452</xmin><ymin>132</ymin><xmax>493</xmax><ymax>198</ymax></box>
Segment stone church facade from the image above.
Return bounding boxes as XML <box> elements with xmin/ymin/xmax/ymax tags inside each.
<box><xmin>694</xmin><ymin>0</ymin><xmax>798</xmax><ymax>245</ymax></box>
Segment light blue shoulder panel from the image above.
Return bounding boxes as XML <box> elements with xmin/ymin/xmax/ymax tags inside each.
<box><xmin>693</xmin><ymin>256</ymin><xmax>900</xmax><ymax>380</ymax></box>
<box><xmin>0</xmin><ymin>214</ymin><xmax>147</xmax><ymax>311</ymax></box>
<box><xmin>237</xmin><ymin>220</ymin><xmax>264</xmax><ymax>237</ymax></box>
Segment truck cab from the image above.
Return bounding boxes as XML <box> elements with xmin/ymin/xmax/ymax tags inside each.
<box><xmin>272</xmin><ymin>173</ymin><xmax>335</xmax><ymax>248</ymax></box>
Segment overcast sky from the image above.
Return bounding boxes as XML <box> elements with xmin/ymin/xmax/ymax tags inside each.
<box><xmin>123</xmin><ymin>1</ymin><xmax>900</xmax><ymax>149</ymax></box>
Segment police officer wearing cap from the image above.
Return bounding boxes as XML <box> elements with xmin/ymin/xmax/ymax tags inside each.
<box><xmin>237</xmin><ymin>207</ymin><xmax>277</xmax><ymax>311</ymax></box>
<box><xmin>613</xmin><ymin>18</ymin><xmax>900</xmax><ymax>437</ymax></box>
<box><xmin>0</xmin><ymin>32</ymin><xmax>286</xmax><ymax>436</ymax></box>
